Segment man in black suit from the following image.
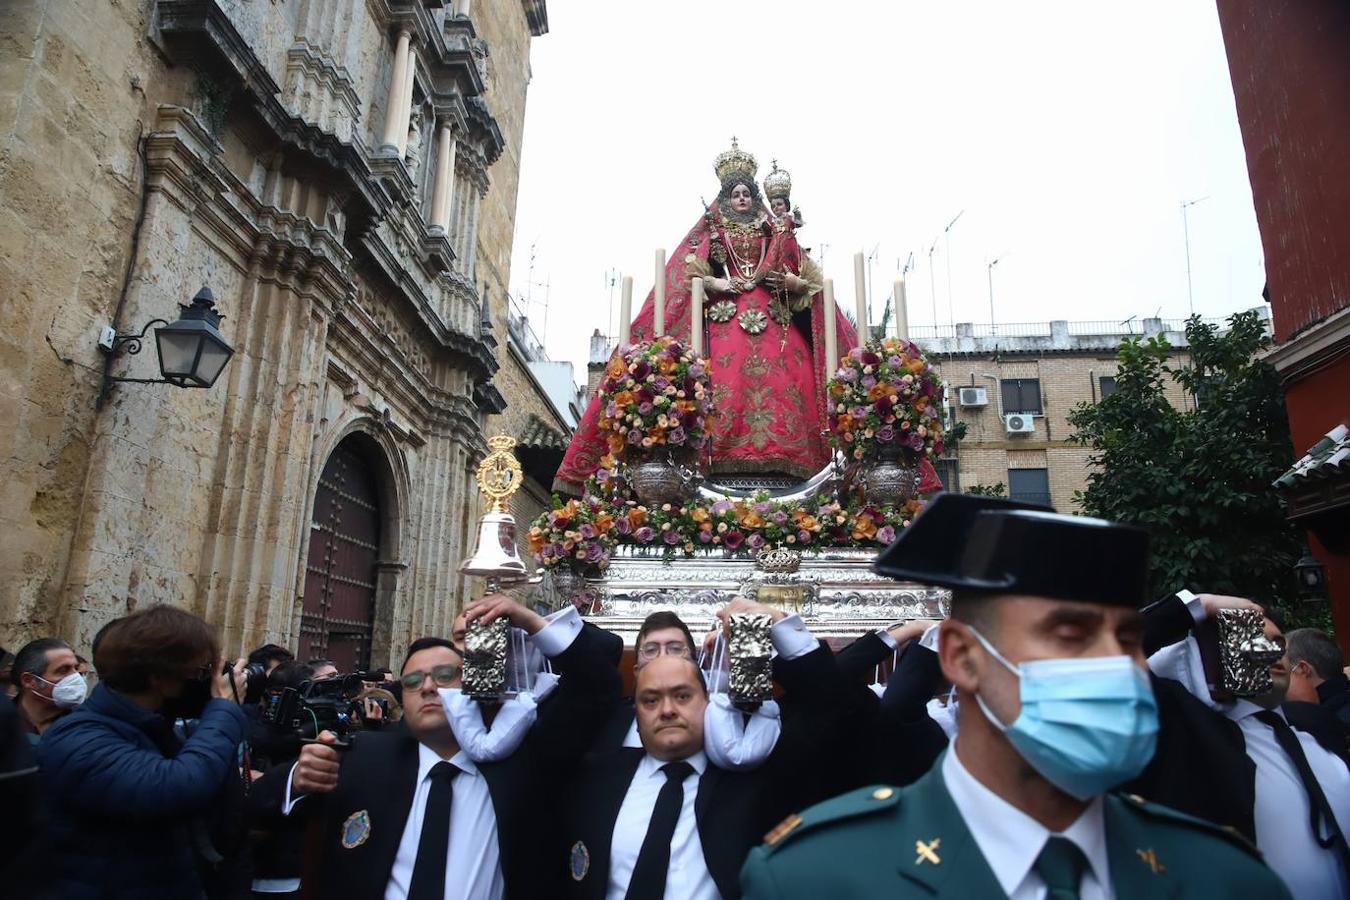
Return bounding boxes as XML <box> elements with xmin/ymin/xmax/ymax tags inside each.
<box><xmin>249</xmin><ymin>593</ymin><xmax>620</xmax><ymax>900</ymax></box>
<box><xmin>563</xmin><ymin>598</ymin><xmax>852</xmax><ymax>900</ymax></box>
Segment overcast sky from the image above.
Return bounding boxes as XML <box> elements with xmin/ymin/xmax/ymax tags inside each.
<box><xmin>507</xmin><ymin>1</ymin><xmax>1265</xmax><ymax>379</ymax></box>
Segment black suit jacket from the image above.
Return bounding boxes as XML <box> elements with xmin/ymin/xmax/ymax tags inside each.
<box><xmin>565</xmin><ymin>643</ymin><xmax>852</xmax><ymax>900</ymax></box>
<box><xmin>249</xmin><ymin>622</ymin><xmax>620</xmax><ymax>900</ymax></box>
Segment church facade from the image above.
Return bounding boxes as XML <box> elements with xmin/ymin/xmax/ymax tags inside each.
<box><xmin>0</xmin><ymin>0</ymin><xmax>551</xmax><ymax>669</ymax></box>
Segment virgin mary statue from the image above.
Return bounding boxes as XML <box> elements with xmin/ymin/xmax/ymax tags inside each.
<box><xmin>556</xmin><ymin>141</ymin><xmax>896</xmax><ymax>495</ymax></box>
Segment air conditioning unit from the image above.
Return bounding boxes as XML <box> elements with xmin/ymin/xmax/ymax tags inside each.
<box><xmin>1004</xmin><ymin>413</ymin><xmax>1037</xmax><ymax>434</ymax></box>
<box><xmin>957</xmin><ymin>386</ymin><xmax>988</xmax><ymax>407</ymax></box>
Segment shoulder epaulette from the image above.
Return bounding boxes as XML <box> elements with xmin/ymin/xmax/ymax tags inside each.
<box><xmin>760</xmin><ymin>785</ymin><xmax>902</xmax><ymax>854</ymax></box>
<box><xmin>1116</xmin><ymin>793</ymin><xmax>1262</xmax><ymax>860</ymax></box>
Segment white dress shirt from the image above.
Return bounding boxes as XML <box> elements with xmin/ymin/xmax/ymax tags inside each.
<box><xmin>1229</xmin><ymin>700</ymin><xmax>1350</xmax><ymax>900</ymax></box>
<box><xmin>608</xmin><ymin>750</ymin><xmax>718</xmax><ymax>900</ymax></box>
<box><xmin>1149</xmin><ymin>634</ymin><xmax>1350</xmax><ymax>900</ymax></box>
<box><xmin>383</xmin><ymin>744</ymin><xmax>502</xmax><ymax>900</ymax></box>
<box><xmin>943</xmin><ymin>747</ymin><xmax>1112</xmax><ymax>900</ymax></box>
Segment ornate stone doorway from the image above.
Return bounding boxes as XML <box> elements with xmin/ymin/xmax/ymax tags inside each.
<box><xmin>301</xmin><ymin>437</ymin><xmax>382</xmax><ymax>671</ymax></box>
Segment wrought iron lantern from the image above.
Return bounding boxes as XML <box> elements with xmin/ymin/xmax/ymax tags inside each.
<box><xmin>99</xmin><ymin>286</ymin><xmax>234</xmax><ymax>406</ymax></box>
<box><xmin>1294</xmin><ymin>545</ymin><xmax>1327</xmax><ymax>602</ymax></box>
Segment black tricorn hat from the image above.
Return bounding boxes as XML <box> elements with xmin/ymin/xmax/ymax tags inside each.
<box><xmin>873</xmin><ymin>494</ymin><xmax>1150</xmax><ymax>607</ymax></box>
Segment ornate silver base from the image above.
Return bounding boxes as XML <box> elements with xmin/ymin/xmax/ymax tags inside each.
<box><xmin>580</xmin><ymin>545</ymin><xmax>948</xmax><ymax>642</ymax></box>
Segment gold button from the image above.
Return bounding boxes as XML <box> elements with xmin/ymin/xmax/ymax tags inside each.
<box><xmin>872</xmin><ymin>787</ymin><xmax>894</xmax><ymax>800</ymax></box>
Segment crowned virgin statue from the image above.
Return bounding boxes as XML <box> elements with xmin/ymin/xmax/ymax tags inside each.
<box><xmin>555</xmin><ymin>140</ymin><xmax>940</xmax><ymax>496</ymax></box>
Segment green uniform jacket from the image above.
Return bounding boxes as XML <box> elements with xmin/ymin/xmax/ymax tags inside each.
<box><xmin>740</xmin><ymin>754</ymin><xmax>1293</xmax><ymax>899</ymax></box>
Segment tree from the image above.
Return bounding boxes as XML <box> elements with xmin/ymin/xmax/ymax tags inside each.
<box><xmin>1068</xmin><ymin>312</ymin><xmax>1310</xmax><ymax>623</ymax></box>
<box><xmin>964</xmin><ymin>483</ymin><xmax>1007</xmax><ymax>498</ymax></box>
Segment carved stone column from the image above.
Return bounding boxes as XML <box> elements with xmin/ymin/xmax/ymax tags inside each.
<box><xmin>397</xmin><ymin>48</ymin><xmax>418</xmax><ymax>156</ymax></box>
<box><xmin>378</xmin><ymin>28</ymin><xmax>412</xmax><ymax>152</ymax></box>
<box><xmin>429</xmin><ymin>121</ymin><xmax>457</xmax><ymax>232</ymax></box>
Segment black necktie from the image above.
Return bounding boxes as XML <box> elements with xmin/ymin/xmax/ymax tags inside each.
<box><xmin>625</xmin><ymin>760</ymin><xmax>695</xmax><ymax>900</ymax></box>
<box><xmin>1254</xmin><ymin>710</ymin><xmax>1350</xmax><ymax>874</ymax></box>
<box><xmin>408</xmin><ymin>760</ymin><xmax>459</xmax><ymax>900</ymax></box>
<box><xmin>1034</xmin><ymin>836</ymin><xmax>1086</xmax><ymax>900</ymax></box>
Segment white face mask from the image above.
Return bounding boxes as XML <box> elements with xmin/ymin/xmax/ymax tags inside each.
<box><xmin>36</xmin><ymin>672</ymin><xmax>88</xmax><ymax>709</ymax></box>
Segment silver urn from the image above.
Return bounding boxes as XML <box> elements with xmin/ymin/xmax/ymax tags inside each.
<box><xmin>629</xmin><ymin>452</ymin><xmax>694</xmax><ymax>505</ymax></box>
<box><xmin>856</xmin><ymin>449</ymin><xmax>922</xmax><ymax>508</ymax></box>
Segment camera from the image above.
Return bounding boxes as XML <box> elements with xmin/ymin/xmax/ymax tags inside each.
<box><xmin>263</xmin><ymin>671</ymin><xmax>376</xmax><ymax>742</ymax></box>
<box><xmin>225</xmin><ymin>659</ymin><xmax>270</xmax><ymax>705</ymax></box>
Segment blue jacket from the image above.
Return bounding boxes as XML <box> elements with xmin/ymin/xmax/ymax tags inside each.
<box><xmin>36</xmin><ymin>683</ymin><xmax>247</xmax><ymax>899</ymax></box>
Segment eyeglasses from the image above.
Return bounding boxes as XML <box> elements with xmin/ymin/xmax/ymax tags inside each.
<box><xmin>637</xmin><ymin>640</ymin><xmax>692</xmax><ymax>662</ymax></box>
<box><xmin>400</xmin><ymin>665</ymin><xmax>462</xmax><ymax>691</ymax></box>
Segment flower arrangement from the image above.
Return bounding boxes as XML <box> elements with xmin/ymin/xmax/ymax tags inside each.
<box><xmin>527</xmin><ymin>496</ymin><xmax>616</xmax><ymax>574</ymax></box>
<box><xmin>826</xmin><ymin>337</ymin><xmax>946</xmax><ymax>461</ymax></box>
<box><xmin>596</xmin><ymin>336</ymin><xmax>713</xmax><ymax>462</ymax></box>
<box><xmin>539</xmin><ymin>489</ymin><xmax>925</xmax><ymax>560</ymax></box>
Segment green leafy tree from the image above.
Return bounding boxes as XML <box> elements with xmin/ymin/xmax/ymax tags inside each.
<box><xmin>1068</xmin><ymin>312</ymin><xmax>1309</xmax><ymax>623</ymax></box>
<box><xmin>964</xmin><ymin>483</ymin><xmax>1007</xmax><ymax>498</ymax></box>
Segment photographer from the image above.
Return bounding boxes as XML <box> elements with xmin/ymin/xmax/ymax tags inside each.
<box><xmin>35</xmin><ymin>604</ymin><xmax>249</xmax><ymax>899</ymax></box>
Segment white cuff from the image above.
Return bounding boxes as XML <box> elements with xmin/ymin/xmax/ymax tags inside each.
<box><xmin>919</xmin><ymin>622</ymin><xmax>941</xmax><ymax>653</ymax></box>
<box><xmin>770</xmin><ymin>613</ymin><xmax>819</xmax><ymax>660</ymax></box>
<box><xmin>529</xmin><ymin>605</ymin><xmax>582</xmax><ymax>658</ymax></box>
<box><xmin>1175</xmin><ymin>589</ymin><xmax>1206</xmax><ymax>625</ymax></box>
<box><xmin>876</xmin><ymin>628</ymin><xmax>899</xmax><ymax>651</ymax></box>
<box><xmin>282</xmin><ymin>762</ymin><xmax>305</xmax><ymax>815</ymax></box>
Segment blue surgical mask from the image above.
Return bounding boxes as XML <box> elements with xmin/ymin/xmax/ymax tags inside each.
<box><xmin>969</xmin><ymin>627</ymin><xmax>1158</xmax><ymax>801</ymax></box>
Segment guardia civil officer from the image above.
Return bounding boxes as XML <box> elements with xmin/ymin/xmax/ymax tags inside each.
<box><xmin>741</xmin><ymin>495</ymin><xmax>1293</xmax><ymax>899</ymax></box>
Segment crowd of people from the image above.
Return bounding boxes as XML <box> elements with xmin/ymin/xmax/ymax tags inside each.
<box><xmin>1</xmin><ymin>494</ymin><xmax>1348</xmax><ymax>899</ymax></box>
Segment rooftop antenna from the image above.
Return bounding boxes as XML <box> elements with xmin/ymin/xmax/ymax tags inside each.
<box><xmin>943</xmin><ymin>210</ymin><xmax>965</xmax><ymax>331</ymax></box>
<box><xmin>986</xmin><ymin>255</ymin><xmax>1005</xmax><ymax>332</ymax></box>
<box><xmin>927</xmin><ymin>236</ymin><xmax>941</xmax><ymax>328</ymax></box>
<box><xmin>1181</xmin><ymin>196</ymin><xmax>1209</xmax><ymax>316</ymax></box>
<box><xmin>1120</xmin><ymin>314</ymin><xmax>1137</xmax><ymax>334</ymax></box>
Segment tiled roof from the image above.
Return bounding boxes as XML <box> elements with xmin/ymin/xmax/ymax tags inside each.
<box><xmin>1274</xmin><ymin>424</ymin><xmax>1350</xmax><ymax>490</ymax></box>
<box><xmin>519</xmin><ymin>413</ymin><xmax>568</xmax><ymax>451</ymax></box>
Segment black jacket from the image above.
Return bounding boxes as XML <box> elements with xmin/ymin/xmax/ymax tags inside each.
<box><xmin>564</xmin><ymin>643</ymin><xmax>852</xmax><ymax>900</ymax></box>
<box><xmin>1318</xmin><ymin>674</ymin><xmax>1350</xmax><ymax>729</ymax></box>
<box><xmin>249</xmin><ymin>622</ymin><xmax>620</xmax><ymax>899</ymax></box>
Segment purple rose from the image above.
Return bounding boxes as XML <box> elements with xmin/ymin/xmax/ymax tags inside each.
<box><xmin>631</xmin><ymin>360</ymin><xmax>651</xmax><ymax>380</ymax></box>
<box><xmin>921</xmin><ymin>381</ymin><xmax>936</xmax><ymax>397</ymax></box>
<box><xmin>578</xmin><ymin>523</ymin><xmax>596</xmax><ymax>539</ymax></box>
<box><xmin>747</xmin><ymin>533</ymin><xmax>766</xmax><ymax>549</ymax></box>
<box><xmin>849</xmin><ymin>348</ymin><xmax>865</xmax><ymax>361</ymax></box>
<box><xmin>689</xmin><ymin>363</ymin><xmax>706</xmax><ymax>378</ymax></box>
<box><xmin>723</xmin><ymin>530</ymin><xmax>745</xmax><ymax>550</ymax></box>
<box><xmin>711</xmin><ymin>500</ymin><xmax>732</xmax><ymax>515</ymax></box>
<box><xmin>905</xmin><ymin>432</ymin><xmax>924</xmax><ymax>450</ymax></box>
<box><xmin>851</xmin><ymin>406</ymin><xmax>868</xmax><ymax>420</ymax></box>
<box><xmin>754</xmin><ymin>502</ymin><xmax>773</xmax><ymax>514</ymax></box>
<box><xmin>615</xmin><ymin>518</ymin><xmax>632</xmax><ymax>535</ymax></box>
<box><xmin>876</xmin><ymin>525</ymin><xmax>897</xmax><ymax>545</ymax></box>
<box><xmin>638</xmin><ymin>402</ymin><xmax>654</xmax><ymax>415</ymax></box>
<box><xmin>888</xmin><ymin>355</ymin><xmax>903</xmax><ymax>367</ymax></box>
<box><xmin>797</xmin><ymin>529</ymin><xmax>812</xmax><ymax>543</ymax></box>
<box><xmin>663</xmin><ymin>530</ymin><xmax>681</xmax><ymax>545</ymax></box>
<box><xmin>605</xmin><ymin>402</ymin><xmax>618</xmax><ymax>417</ymax></box>
<box><xmin>585</xmin><ymin>542</ymin><xmax>605</xmax><ymax>563</ymax></box>
<box><xmin>837</xmin><ymin>367</ymin><xmax>858</xmax><ymax>382</ymax></box>
<box><xmin>634</xmin><ymin>526</ymin><xmax>656</xmax><ymax>543</ymax></box>
<box><xmin>653</xmin><ymin>376</ymin><xmax>670</xmax><ymax>391</ymax></box>
<box><xmin>861</xmin><ymin>375</ymin><xmax>877</xmax><ymax>389</ymax></box>
<box><xmin>669</xmin><ymin>427</ymin><xmax>687</xmax><ymax>445</ymax></box>
<box><xmin>772</xmin><ymin>511</ymin><xmax>788</xmax><ymax>525</ymax></box>
<box><xmin>627</xmin><ymin>429</ymin><xmax>642</xmax><ymax>445</ymax></box>
<box><xmin>876</xmin><ymin>425</ymin><xmax>895</xmax><ymax>442</ymax></box>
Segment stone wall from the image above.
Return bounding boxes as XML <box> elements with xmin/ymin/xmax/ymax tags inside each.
<box><xmin>0</xmin><ymin>0</ymin><xmax>549</xmax><ymax>669</ymax></box>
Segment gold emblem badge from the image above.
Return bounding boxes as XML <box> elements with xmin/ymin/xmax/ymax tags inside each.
<box><xmin>1136</xmin><ymin>847</ymin><xmax>1166</xmax><ymax>874</ymax></box>
<box><xmin>915</xmin><ymin>838</ymin><xmax>941</xmax><ymax>866</ymax></box>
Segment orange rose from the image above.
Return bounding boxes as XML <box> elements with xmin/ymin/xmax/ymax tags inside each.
<box><xmin>692</xmin><ymin>507</ymin><xmax>710</xmax><ymax>523</ymax></box>
<box><xmin>852</xmin><ymin>515</ymin><xmax>878</xmax><ymax>541</ymax></box>
<box><xmin>867</xmin><ymin>384</ymin><xmax>889</xmax><ymax>401</ymax></box>
<box><xmin>740</xmin><ymin>510</ymin><xmax>766</xmax><ymax>529</ymax></box>
<box><xmin>798</xmin><ymin>515</ymin><xmax>819</xmax><ymax>531</ymax></box>
<box><xmin>628</xmin><ymin>508</ymin><xmax>648</xmax><ymax>528</ymax></box>
<box><xmin>606</xmin><ymin>358</ymin><xmax>627</xmax><ymax>378</ymax></box>
<box><xmin>613</xmin><ymin>391</ymin><xmax>636</xmax><ymax>408</ymax></box>
<box><xmin>594</xmin><ymin>513</ymin><xmax>614</xmax><ymax>533</ymax></box>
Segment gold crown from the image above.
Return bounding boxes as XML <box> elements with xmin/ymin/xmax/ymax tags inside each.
<box><xmin>764</xmin><ymin>159</ymin><xmax>792</xmax><ymax>200</ymax></box>
<box><xmin>755</xmin><ymin>547</ymin><xmax>801</xmax><ymax>574</ymax></box>
<box><xmin>714</xmin><ymin>137</ymin><xmax>758</xmax><ymax>186</ymax></box>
